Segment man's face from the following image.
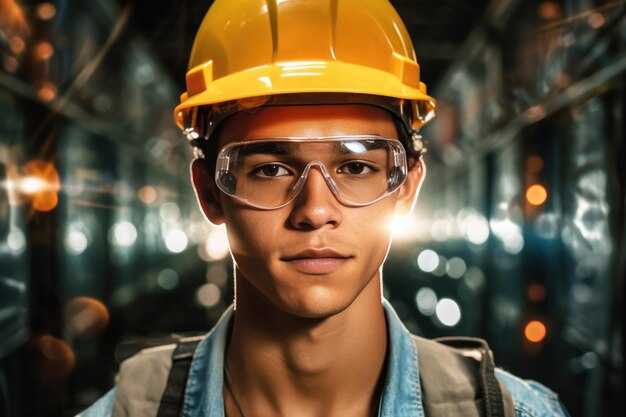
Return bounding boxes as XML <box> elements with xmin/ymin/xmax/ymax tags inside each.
<box><xmin>192</xmin><ymin>104</ymin><xmax>423</xmax><ymax>319</ymax></box>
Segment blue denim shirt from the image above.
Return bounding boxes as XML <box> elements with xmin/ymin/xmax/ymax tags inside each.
<box><xmin>80</xmin><ymin>300</ymin><xmax>570</xmax><ymax>417</ymax></box>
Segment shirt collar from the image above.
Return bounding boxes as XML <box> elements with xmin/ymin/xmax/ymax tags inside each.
<box><xmin>379</xmin><ymin>298</ymin><xmax>425</xmax><ymax>417</ymax></box>
<box><xmin>183</xmin><ymin>300</ymin><xmax>424</xmax><ymax>417</ymax></box>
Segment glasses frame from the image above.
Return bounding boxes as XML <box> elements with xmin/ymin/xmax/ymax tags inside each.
<box><xmin>214</xmin><ymin>135</ymin><xmax>408</xmax><ymax>210</ymax></box>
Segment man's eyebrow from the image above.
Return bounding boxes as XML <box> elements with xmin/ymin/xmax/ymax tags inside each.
<box><xmin>238</xmin><ymin>142</ymin><xmax>299</xmax><ymax>156</ymax></box>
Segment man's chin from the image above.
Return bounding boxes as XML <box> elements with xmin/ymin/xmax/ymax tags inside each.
<box><xmin>276</xmin><ymin>292</ymin><xmax>357</xmax><ymax>320</ymax></box>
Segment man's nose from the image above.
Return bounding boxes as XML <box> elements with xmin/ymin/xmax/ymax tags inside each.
<box><xmin>288</xmin><ymin>166</ymin><xmax>343</xmax><ymax>230</ymax></box>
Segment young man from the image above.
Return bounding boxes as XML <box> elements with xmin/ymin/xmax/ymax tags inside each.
<box><xmin>81</xmin><ymin>0</ymin><xmax>570</xmax><ymax>416</ymax></box>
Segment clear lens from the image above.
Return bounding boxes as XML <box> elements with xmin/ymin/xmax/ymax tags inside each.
<box><xmin>215</xmin><ymin>136</ymin><xmax>407</xmax><ymax>209</ymax></box>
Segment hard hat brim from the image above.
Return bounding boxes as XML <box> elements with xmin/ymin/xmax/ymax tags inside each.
<box><xmin>174</xmin><ymin>60</ymin><xmax>436</xmax><ymax>130</ymax></box>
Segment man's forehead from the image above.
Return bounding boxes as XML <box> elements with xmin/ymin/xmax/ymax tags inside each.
<box><xmin>217</xmin><ymin>104</ymin><xmax>398</xmax><ymax>146</ymax></box>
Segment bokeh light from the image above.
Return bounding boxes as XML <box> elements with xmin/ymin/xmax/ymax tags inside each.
<box><xmin>3</xmin><ymin>56</ymin><xmax>19</xmax><ymax>72</ymax></box>
<box><xmin>112</xmin><ymin>222</ymin><xmax>138</xmax><ymax>247</ymax></box>
<box><xmin>137</xmin><ymin>185</ymin><xmax>158</xmax><ymax>204</ymax></box>
<box><xmin>196</xmin><ymin>283</ymin><xmax>221</xmax><ymax>308</ymax></box>
<box><xmin>159</xmin><ymin>202</ymin><xmax>181</xmax><ymax>221</ymax></box>
<box><xmin>20</xmin><ymin>160</ymin><xmax>61</xmax><ymax>211</ymax></box>
<box><xmin>462</xmin><ymin>213</ymin><xmax>490</xmax><ymax>245</ymax></box>
<box><xmin>37</xmin><ymin>81</ymin><xmax>58</xmax><ymax>102</ymax></box>
<box><xmin>7</xmin><ymin>228</ymin><xmax>26</xmax><ymax>254</ymax></box>
<box><xmin>63</xmin><ymin>297</ymin><xmax>110</xmax><ymax>337</ymax></box>
<box><xmin>538</xmin><ymin>1</ymin><xmax>562</xmax><ymax>20</ymax></box>
<box><xmin>36</xmin><ymin>3</ymin><xmax>57</xmax><ymax>20</ymax></box>
<box><xmin>435</xmin><ymin>298</ymin><xmax>462</xmax><ymax>327</ymax></box>
<box><xmin>415</xmin><ymin>287</ymin><xmax>437</xmax><ymax>316</ymax></box>
<box><xmin>65</xmin><ymin>230</ymin><xmax>88</xmax><ymax>255</ymax></box>
<box><xmin>526</xmin><ymin>184</ymin><xmax>548</xmax><ymax>206</ymax></box>
<box><xmin>165</xmin><ymin>229</ymin><xmax>188</xmax><ymax>253</ymax></box>
<box><xmin>588</xmin><ymin>12</ymin><xmax>605</xmax><ymax>29</ymax></box>
<box><xmin>29</xmin><ymin>335</ymin><xmax>76</xmax><ymax>382</ymax></box>
<box><xmin>35</xmin><ymin>41</ymin><xmax>54</xmax><ymax>60</ymax></box>
<box><xmin>157</xmin><ymin>269</ymin><xmax>180</xmax><ymax>290</ymax></box>
<box><xmin>525</xmin><ymin>320</ymin><xmax>547</xmax><ymax>343</ymax></box>
<box><xmin>446</xmin><ymin>257</ymin><xmax>467</xmax><ymax>279</ymax></box>
<box><xmin>417</xmin><ymin>249</ymin><xmax>439</xmax><ymax>272</ymax></box>
<box><xmin>9</xmin><ymin>36</ymin><xmax>25</xmax><ymax>54</ymax></box>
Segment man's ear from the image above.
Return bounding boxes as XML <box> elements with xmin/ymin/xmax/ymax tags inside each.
<box><xmin>394</xmin><ymin>157</ymin><xmax>426</xmax><ymax>217</ymax></box>
<box><xmin>190</xmin><ymin>158</ymin><xmax>225</xmax><ymax>225</ymax></box>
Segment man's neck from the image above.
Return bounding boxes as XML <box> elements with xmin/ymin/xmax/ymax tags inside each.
<box><xmin>225</xmin><ymin>273</ymin><xmax>388</xmax><ymax>417</ymax></box>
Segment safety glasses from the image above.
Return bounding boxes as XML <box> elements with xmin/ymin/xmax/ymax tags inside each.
<box><xmin>215</xmin><ymin>136</ymin><xmax>408</xmax><ymax>209</ymax></box>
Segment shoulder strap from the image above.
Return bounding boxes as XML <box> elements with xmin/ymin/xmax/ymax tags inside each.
<box><xmin>413</xmin><ymin>335</ymin><xmax>515</xmax><ymax>417</ymax></box>
<box><xmin>435</xmin><ymin>337</ymin><xmax>508</xmax><ymax>417</ymax></box>
<box><xmin>112</xmin><ymin>336</ymin><xmax>202</xmax><ymax>417</ymax></box>
<box><xmin>156</xmin><ymin>337</ymin><xmax>203</xmax><ymax>417</ymax></box>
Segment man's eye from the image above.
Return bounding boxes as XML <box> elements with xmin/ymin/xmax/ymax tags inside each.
<box><xmin>252</xmin><ymin>164</ymin><xmax>290</xmax><ymax>178</ymax></box>
<box><xmin>338</xmin><ymin>162</ymin><xmax>375</xmax><ymax>175</ymax></box>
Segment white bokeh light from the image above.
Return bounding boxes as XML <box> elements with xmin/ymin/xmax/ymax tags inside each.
<box><xmin>435</xmin><ymin>298</ymin><xmax>462</xmax><ymax>327</ymax></box>
<box><xmin>415</xmin><ymin>287</ymin><xmax>437</xmax><ymax>316</ymax></box>
<box><xmin>417</xmin><ymin>249</ymin><xmax>439</xmax><ymax>272</ymax></box>
<box><xmin>490</xmin><ymin>217</ymin><xmax>524</xmax><ymax>254</ymax></box>
<box><xmin>159</xmin><ymin>202</ymin><xmax>181</xmax><ymax>221</ymax></box>
<box><xmin>463</xmin><ymin>213</ymin><xmax>490</xmax><ymax>245</ymax></box>
<box><xmin>7</xmin><ymin>228</ymin><xmax>26</xmax><ymax>254</ymax></box>
<box><xmin>66</xmin><ymin>230</ymin><xmax>88</xmax><ymax>255</ymax></box>
<box><xmin>503</xmin><ymin>233</ymin><xmax>524</xmax><ymax>254</ymax></box>
<box><xmin>112</xmin><ymin>222</ymin><xmax>138</xmax><ymax>247</ymax></box>
<box><xmin>196</xmin><ymin>283</ymin><xmax>221</xmax><ymax>307</ymax></box>
<box><xmin>165</xmin><ymin>229</ymin><xmax>189</xmax><ymax>253</ymax></box>
<box><xmin>447</xmin><ymin>257</ymin><xmax>467</xmax><ymax>279</ymax></box>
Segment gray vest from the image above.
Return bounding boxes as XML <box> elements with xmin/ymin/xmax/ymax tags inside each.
<box><xmin>111</xmin><ymin>335</ymin><xmax>515</xmax><ymax>417</ymax></box>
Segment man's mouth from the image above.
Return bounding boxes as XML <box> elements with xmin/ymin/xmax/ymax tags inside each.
<box><xmin>281</xmin><ymin>249</ymin><xmax>352</xmax><ymax>275</ymax></box>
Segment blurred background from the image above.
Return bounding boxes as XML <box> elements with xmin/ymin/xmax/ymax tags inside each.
<box><xmin>0</xmin><ymin>0</ymin><xmax>623</xmax><ymax>416</ymax></box>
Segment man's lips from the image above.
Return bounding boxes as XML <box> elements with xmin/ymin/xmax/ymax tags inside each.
<box><xmin>281</xmin><ymin>248</ymin><xmax>351</xmax><ymax>261</ymax></box>
<box><xmin>281</xmin><ymin>249</ymin><xmax>352</xmax><ymax>275</ymax></box>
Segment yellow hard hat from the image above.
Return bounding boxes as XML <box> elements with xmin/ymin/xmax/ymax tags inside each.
<box><xmin>174</xmin><ymin>0</ymin><xmax>437</xmax><ymax>139</ymax></box>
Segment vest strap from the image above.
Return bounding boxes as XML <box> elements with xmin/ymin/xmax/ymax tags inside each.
<box><xmin>435</xmin><ymin>337</ymin><xmax>506</xmax><ymax>417</ymax></box>
<box><xmin>155</xmin><ymin>337</ymin><xmax>203</xmax><ymax>417</ymax></box>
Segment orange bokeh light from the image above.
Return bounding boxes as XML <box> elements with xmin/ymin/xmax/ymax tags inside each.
<box><xmin>588</xmin><ymin>12</ymin><xmax>605</xmax><ymax>29</ymax></box>
<box><xmin>35</xmin><ymin>41</ymin><xmax>54</xmax><ymax>60</ymax></box>
<box><xmin>524</xmin><ymin>320</ymin><xmax>547</xmax><ymax>343</ymax></box>
<box><xmin>8</xmin><ymin>35</ymin><xmax>25</xmax><ymax>54</ymax></box>
<box><xmin>2</xmin><ymin>56</ymin><xmax>19</xmax><ymax>73</ymax></box>
<box><xmin>526</xmin><ymin>184</ymin><xmax>548</xmax><ymax>206</ymax></box>
<box><xmin>538</xmin><ymin>2</ymin><xmax>562</xmax><ymax>20</ymax></box>
<box><xmin>22</xmin><ymin>160</ymin><xmax>60</xmax><ymax>211</ymax></box>
<box><xmin>37</xmin><ymin>81</ymin><xmax>58</xmax><ymax>102</ymax></box>
<box><xmin>36</xmin><ymin>3</ymin><xmax>56</xmax><ymax>20</ymax></box>
<box><xmin>138</xmin><ymin>185</ymin><xmax>158</xmax><ymax>204</ymax></box>
<box><xmin>64</xmin><ymin>297</ymin><xmax>110</xmax><ymax>337</ymax></box>
<box><xmin>32</xmin><ymin>191</ymin><xmax>58</xmax><ymax>211</ymax></box>
<box><xmin>30</xmin><ymin>335</ymin><xmax>76</xmax><ymax>381</ymax></box>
